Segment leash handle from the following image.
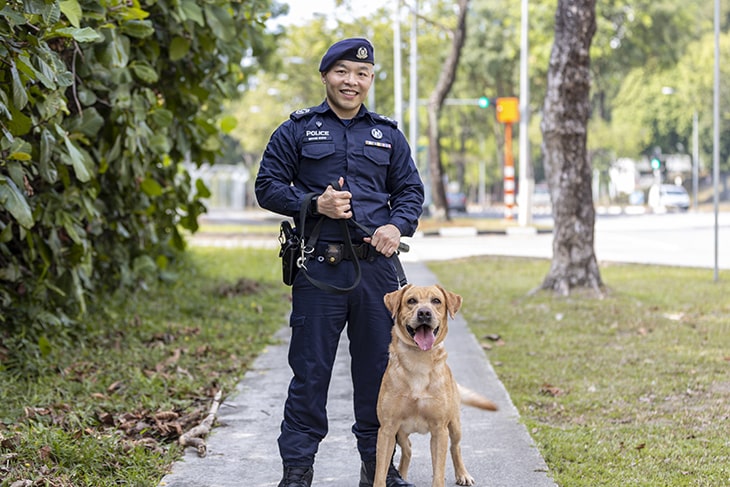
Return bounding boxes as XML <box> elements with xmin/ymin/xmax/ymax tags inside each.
<box><xmin>330</xmin><ymin>180</ymin><xmax>410</xmax><ymax>253</ymax></box>
<box><xmin>330</xmin><ymin>180</ymin><xmax>408</xmax><ymax>288</ymax></box>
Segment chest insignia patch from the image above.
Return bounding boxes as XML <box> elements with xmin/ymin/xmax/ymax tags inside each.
<box><xmin>365</xmin><ymin>140</ymin><xmax>392</xmax><ymax>149</ymax></box>
<box><xmin>371</xmin><ymin>128</ymin><xmax>383</xmax><ymax>140</ymax></box>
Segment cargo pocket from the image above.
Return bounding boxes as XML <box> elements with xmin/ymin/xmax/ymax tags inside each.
<box><xmin>363</xmin><ymin>144</ymin><xmax>391</xmax><ymax>167</ymax></box>
<box><xmin>288</xmin><ymin>314</ymin><xmax>311</xmax><ymax>378</ymax></box>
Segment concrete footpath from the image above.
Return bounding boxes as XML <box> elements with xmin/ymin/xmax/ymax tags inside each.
<box><xmin>159</xmin><ymin>261</ymin><xmax>556</xmax><ymax>487</ymax></box>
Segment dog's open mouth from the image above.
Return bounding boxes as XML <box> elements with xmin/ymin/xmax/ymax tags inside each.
<box><xmin>406</xmin><ymin>324</ymin><xmax>440</xmax><ymax>351</ymax></box>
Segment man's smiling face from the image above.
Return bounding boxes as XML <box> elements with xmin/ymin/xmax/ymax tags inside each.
<box><xmin>321</xmin><ymin>60</ymin><xmax>374</xmax><ymax>119</ymax></box>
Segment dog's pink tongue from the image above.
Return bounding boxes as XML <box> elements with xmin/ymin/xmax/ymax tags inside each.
<box><xmin>414</xmin><ymin>326</ymin><xmax>435</xmax><ymax>351</ymax></box>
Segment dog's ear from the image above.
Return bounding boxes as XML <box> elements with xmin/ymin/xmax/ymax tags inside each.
<box><xmin>437</xmin><ymin>285</ymin><xmax>463</xmax><ymax>319</ymax></box>
<box><xmin>384</xmin><ymin>285</ymin><xmax>410</xmax><ymax>318</ymax></box>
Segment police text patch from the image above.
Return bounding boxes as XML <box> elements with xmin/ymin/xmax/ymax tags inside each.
<box><xmin>305</xmin><ymin>130</ymin><xmax>331</xmax><ymax>142</ymax></box>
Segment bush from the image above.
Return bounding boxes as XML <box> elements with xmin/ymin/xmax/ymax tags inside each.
<box><xmin>0</xmin><ymin>0</ymin><xmax>280</xmax><ymax>363</ymax></box>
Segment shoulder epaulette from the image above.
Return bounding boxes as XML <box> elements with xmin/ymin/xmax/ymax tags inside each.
<box><xmin>290</xmin><ymin>107</ymin><xmax>318</xmax><ymax>121</ymax></box>
<box><xmin>370</xmin><ymin>112</ymin><xmax>398</xmax><ymax>128</ymax></box>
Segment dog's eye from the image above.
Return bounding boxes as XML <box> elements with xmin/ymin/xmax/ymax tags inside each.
<box><xmin>407</xmin><ymin>297</ymin><xmax>417</xmax><ymax>305</ymax></box>
<box><xmin>431</xmin><ymin>298</ymin><xmax>441</xmax><ymax>305</ymax></box>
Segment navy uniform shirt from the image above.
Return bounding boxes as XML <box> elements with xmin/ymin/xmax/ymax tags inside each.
<box><xmin>255</xmin><ymin>101</ymin><xmax>424</xmax><ymax>242</ymax></box>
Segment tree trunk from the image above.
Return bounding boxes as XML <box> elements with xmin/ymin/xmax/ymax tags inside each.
<box><xmin>539</xmin><ymin>0</ymin><xmax>603</xmax><ymax>296</ymax></box>
<box><xmin>426</xmin><ymin>0</ymin><xmax>470</xmax><ymax>220</ymax></box>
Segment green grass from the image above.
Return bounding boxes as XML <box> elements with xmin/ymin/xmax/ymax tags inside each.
<box><xmin>0</xmin><ymin>247</ymin><xmax>290</xmax><ymax>487</ymax></box>
<box><xmin>196</xmin><ymin>222</ymin><xmax>280</xmax><ymax>235</ymax></box>
<box><xmin>2</xmin><ymin>248</ymin><xmax>729</xmax><ymax>486</ymax></box>
<box><xmin>428</xmin><ymin>258</ymin><xmax>730</xmax><ymax>486</ymax></box>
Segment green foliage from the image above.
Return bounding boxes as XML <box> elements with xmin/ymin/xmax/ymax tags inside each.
<box><xmin>0</xmin><ymin>1</ymin><xmax>279</xmax><ymax>347</ymax></box>
<box><xmin>610</xmin><ymin>32</ymin><xmax>730</xmax><ymax>169</ymax></box>
<box><xmin>0</xmin><ymin>246</ymin><xmax>288</xmax><ymax>485</ymax></box>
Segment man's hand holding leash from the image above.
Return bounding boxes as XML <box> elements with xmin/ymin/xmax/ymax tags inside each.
<box><xmin>317</xmin><ymin>177</ymin><xmax>403</xmax><ymax>258</ymax></box>
<box><xmin>364</xmin><ymin>224</ymin><xmax>401</xmax><ymax>258</ymax></box>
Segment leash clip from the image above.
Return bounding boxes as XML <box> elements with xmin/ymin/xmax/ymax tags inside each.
<box><xmin>297</xmin><ymin>243</ymin><xmax>314</xmax><ymax>270</ymax></box>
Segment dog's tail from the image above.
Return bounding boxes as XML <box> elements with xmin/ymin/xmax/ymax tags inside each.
<box><xmin>458</xmin><ymin>384</ymin><xmax>498</xmax><ymax>411</ymax></box>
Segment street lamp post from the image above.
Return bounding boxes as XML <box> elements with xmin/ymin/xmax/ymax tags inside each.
<box><xmin>661</xmin><ymin>86</ymin><xmax>699</xmax><ymax>211</ymax></box>
<box><xmin>692</xmin><ymin>110</ymin><xmax>699</xmax><ymax>210</ymax></box>
<box><xmin>712</xmin><ymin>0</ymin><xmax>721</xmax><ymax>282</ymax></box>
<box><xmin>518</xmin><ymin>0</ymin><xmax>532</xmax><ymax>226</ymax></box>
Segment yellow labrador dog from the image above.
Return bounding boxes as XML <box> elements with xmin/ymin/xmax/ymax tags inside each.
<box><xmin>374</xmin><ymin>284</ymin><xmax>498</xmax><ymax>487</ymax></box>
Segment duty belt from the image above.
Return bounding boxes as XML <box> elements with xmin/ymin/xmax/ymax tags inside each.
<box><xmin>314</xmin><ymin>242</ymin><xmax>376</xmax><ymax>265</ymax></box>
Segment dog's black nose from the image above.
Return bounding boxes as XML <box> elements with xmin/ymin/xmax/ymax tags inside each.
<box><xmin>417</xmin><ymin>308</ymin><xmax>432</xmax><ymax>323</ymax></box>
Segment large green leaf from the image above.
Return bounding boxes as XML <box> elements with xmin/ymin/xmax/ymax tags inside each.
<box><xmin>55</xmin><ymin>125</ymin><xmax>93</xmax><ymax>182</ymax></box>
<box><xmin>10</xmin><ymin>63</ymin><xmax>28</xmax><ymax>110</ymax></box>
<box><xmin>140</xmin><ymin>177</ymin><xmax>163</xmax><ymax>197</ymax></box>
<box><xmin>59</xmin><ymin>0</ymin><xmax>82</xmax><ymax>28</ymax></box>
<box><xmin>130</xmin><ymin>61</ymin><xmax>159</xmax><ymax>83</ymax></box>
<box><xmin>179</xmin><ymin>0</ymin><xmax>204</xmax><ymax>26</ymax></box>
<box><xmin>38</xmin><ymin>128</ymin><xmax>58</xmax><ymax>183</ymax></box>
<box><xmin>0</xmin><ymin>175</ymin><xmax>34</xmax><ymax>229</ymax></box>
<box><xmin>104</xmin><ymin>30</ymin><xmax>130</xmax><ymax>68</ymax></box>
<box><xmin>51</xmin><ymin>26</ymin><xmax>102</xmax><ymax>43</ymax></box>
<box><xmin>169</xmin><ymin>36</ymin><xmax>191</xmax><ymax>61</ymax></box>
<box><xmin>7</xmin><ymin>104</ymin><xmax>32</xmax><ymax>136</ymax></box>
<box><xmin>204</xmin><ymin>4</ymin><xmax>235</xmax><ymax>42</ymax></box>
<box><xmin>120</xmin><ymin>20</ymin><xmax>155</xmax><ymax>39</ymax></box>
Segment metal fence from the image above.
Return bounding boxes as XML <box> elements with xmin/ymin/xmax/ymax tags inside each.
<box><xmin>185</xmin><ymin>163</ymin><xmax>250</xmax><ymax>210</ymax></box>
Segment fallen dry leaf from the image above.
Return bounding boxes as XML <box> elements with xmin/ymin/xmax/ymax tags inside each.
<box><xmin>155</xmin><ymin>411</ymin><xmax>179</xmax><ymax>421</ymax></box>
<box><xmin>540</xmin><ymin>383</ymin><xmax>565</xmax><ymax>397</ymax></box>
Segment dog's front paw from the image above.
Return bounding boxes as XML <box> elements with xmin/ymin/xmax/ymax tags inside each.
<box><xmin>455</xmin><ymin>473</ymin><xmax>475</xmax><ymax>486</ymax></box>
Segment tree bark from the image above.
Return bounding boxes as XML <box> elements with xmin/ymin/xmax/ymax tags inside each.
<box><xmin>426</xmin><ymin>0</ymin><xmax>469</xmax><ymax>220</ymax></box>
<box><xmin>539</xmin><ymin>0</ymin><xmax>603</xmax><ymax>296</ymax></box>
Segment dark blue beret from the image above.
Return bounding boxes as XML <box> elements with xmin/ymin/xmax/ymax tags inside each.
<box><xmin>318</xmin><ymin>38</ymin><xmax>375</xmax><ymax>73</ymax></box>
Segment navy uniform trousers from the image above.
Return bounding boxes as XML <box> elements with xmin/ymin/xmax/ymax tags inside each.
<box><xmin>278</xmin><ymin>252</ymin><xmax>399</xmax><ymax>467</ymax></box>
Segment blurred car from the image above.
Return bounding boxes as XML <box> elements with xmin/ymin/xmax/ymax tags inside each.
<box><xmin>446</xmin><ymin>192</ymin><xmax>467</xmax><ymax>213</ymax></box>
<box><xmin>532</xmin><ymin>183</ymin><xmax>551</xmax><ymax>208</ymax></box>
<box><xmin>629</xmin><ymin>190</ymin><xmax>645</xmax><ymax>205</ymax></box>
<box><xmin>647</xmin><ymin>184</ymin><xmax>690</xmax><ymax>212</ymax></box>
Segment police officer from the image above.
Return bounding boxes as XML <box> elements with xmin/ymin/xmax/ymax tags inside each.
<box><xmin>255</xmin><ymin>38</ymin><xmax>424</xmax><ymax>487</ymax></box>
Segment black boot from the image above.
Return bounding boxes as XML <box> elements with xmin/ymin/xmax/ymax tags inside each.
<box><xmin>278</xmin><ymin>465</ymin><xmax>313</xmax><ymax>487</ymax></box>
<box><xmin>359</xmin><ymin>461</ymin><xmax>415</xmax><ymax>487</ymax></box>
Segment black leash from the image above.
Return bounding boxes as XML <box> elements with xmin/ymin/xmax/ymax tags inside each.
<box><xmin>344</xmin><ymin>214</ymin><xmax>409</xmax><ymax>288</ymax></box>
<box><xmin>296</xmin><ymin>191</ymin><xmax>361</xmax><ymax>294</ymax></box>
<box><xmin>328</xmin><ymin>180</ymin><xmax>408</xmax><ymax>288</ymax></box>
<box><xmin>296</xmin><ymin>182</ymin><xmax>409</xmax><ymax>292</ymax></box>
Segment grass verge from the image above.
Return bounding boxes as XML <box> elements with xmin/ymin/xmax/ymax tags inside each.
<box><xmin>2</xmin><ymin>248</ymin><xmax>728</xmax><ymax>486</ymax></box>
<box><xmin>428</xmin><ymin>257</ymin><xmax>730</xmax><ymax>486</ymax></box>
<box><xmin>0</xmin><ymin>247</ymin><xmax>290</xmax><ymax>486</ymax></box>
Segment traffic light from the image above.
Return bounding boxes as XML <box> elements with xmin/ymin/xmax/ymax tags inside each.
<box><xmin>650</xmin><ymin>156</ymin><xmax>661</xmax><ymax>170</ymax></box>
<box><xmin>478</xmin><ymin>96</ymin><xmax>490</xmax><ymax>108</ymax></box>
<box><xmin>495</xmin><ymin>97</ymin><xmax>520</xmax><ymax>124</ymax></box>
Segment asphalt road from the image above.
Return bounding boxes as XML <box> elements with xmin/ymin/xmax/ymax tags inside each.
<box><xmin>399</xmin><ymin>211</ymin><xmax>729</xmax><ymax>270</ymax></box>
<box><xmin>194</xmin><ymin>209</ymin><xmax>729</xmax><ymax>270</ymax></box>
